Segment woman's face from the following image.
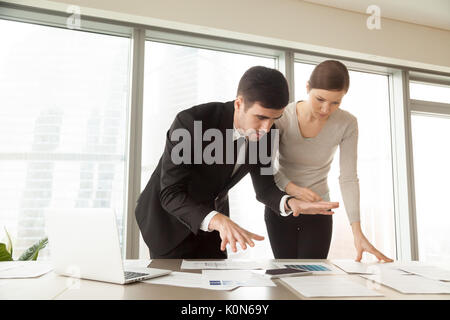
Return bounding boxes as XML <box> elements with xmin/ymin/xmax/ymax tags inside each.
<box><xmin>306</xmin><ymin>83</ymin><xmax>347</xmax><ymax>120</ymax></box>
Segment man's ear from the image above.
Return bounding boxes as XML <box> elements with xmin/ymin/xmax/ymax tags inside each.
<box><xmin>235</xmin><ymin>96</ymin><xmax>244</xmax><ymax>111</ymax></box>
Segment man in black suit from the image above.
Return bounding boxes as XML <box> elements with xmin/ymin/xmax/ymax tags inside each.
<box><xmin>135</xmin><ymin>66</ymin><xmax>339</xmax><ymax>259</ymax></box>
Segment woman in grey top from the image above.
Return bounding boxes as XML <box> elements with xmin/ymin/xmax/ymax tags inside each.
<box><xmin>266</xmin><ymin>60</ymin><xmax>393</xmax><ymax>261</ymax></box>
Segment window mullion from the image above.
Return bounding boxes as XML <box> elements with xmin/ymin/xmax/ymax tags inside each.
<box><xmin>389</xmin><ymin>70</ymin><xmax>419</xmax><ymax>261</ymax></box>
<box><xmin>124</xmin><ymin>27</ymin><xmax>146</xmax><ymax>259</ymax></box>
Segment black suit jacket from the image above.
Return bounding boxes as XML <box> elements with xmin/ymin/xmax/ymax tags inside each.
<box><xmin>135</xmin><ymin>100</ymin><xmax>287</xmax><ymax>255</ymax></box>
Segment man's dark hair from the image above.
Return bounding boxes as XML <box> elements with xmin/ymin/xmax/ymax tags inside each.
<box><xmin>237</xmin><ymin>66</ymin><xmax>289</xmax><ymax>110</ymax></box>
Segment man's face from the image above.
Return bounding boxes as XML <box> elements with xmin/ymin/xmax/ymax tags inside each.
<box><xmin>234</xmin><ymin>96</ymin><xmax>285</xmax><ymax>141</ymax></box>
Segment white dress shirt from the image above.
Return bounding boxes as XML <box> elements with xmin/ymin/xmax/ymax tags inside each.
<box><xmin>200</xmin><ymin>126</ymin><xmax>292</xmax><ymax>232</ymax></box>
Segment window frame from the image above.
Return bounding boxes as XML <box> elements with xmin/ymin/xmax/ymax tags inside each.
<box><xmin>408</xmin><ymin>74</ymin><xmax>450</xmax><ymax>261</ymax></box>
<box><xmin>0</xmin><ymin>4</ymin><xmax>134</xmax><ymax>258</ymax></box>
<box><xmin>0</xmin><ymin>3</ymin><xmax>133</xmax><ymax>37</ymax></box>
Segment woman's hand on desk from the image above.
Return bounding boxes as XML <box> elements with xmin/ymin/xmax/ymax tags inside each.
<box><xmin>208</xmin><ymin>213</ymin><xmax>265</xmax><ymax>253</ymax></box>
<box><xmin>285</xmin><ymin>182</ymin><xmax>322</xmax><ymax>202</ymax></box>
<box><xmin>287</xmin><ymin>198</ymin><xmax>339</xmax><ymax>216</ymax></box>
<box><xmin>352</xmin><ymin>222</ymin><xmax>394</xmax><ymax>263</ymax></box>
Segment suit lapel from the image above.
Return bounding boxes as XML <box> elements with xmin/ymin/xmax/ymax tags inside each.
<box><xmin>217</xmin><ymin>101</ymin><xmax>236</xmax><ymax>187</ymax></box>
<box><xmin>223</xmin><ymin>139</ymin><xmax>251</xmax><ymax>191</ymax></box>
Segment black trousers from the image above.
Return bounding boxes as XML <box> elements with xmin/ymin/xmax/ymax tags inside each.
<box><xmin>264</xmin><ymin>206</ymin><xmax>333</xmax><ymax>259</ymax></box>
<box><xmin>149</xmin><ymin>230</ymin><xmax>227</xmax><ymax>259</ymax></box>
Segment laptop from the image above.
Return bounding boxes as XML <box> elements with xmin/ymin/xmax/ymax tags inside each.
<box><xmin>46</xmin><ymin>208</ymin><xmax>171</xmax><ymax>284</ymax></box>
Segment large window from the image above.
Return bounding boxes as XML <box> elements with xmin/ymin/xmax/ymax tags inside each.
<box><xmin>0</xmin><ymin>19</ymin><xmax>131</xmax><ymax>259</ymax></box>
<box><xmin>410</xmin><ymin>83</ymin><xmax>450</xmax><ymax>264</ymax></box>
<box><xmin>140</xmin><ymin>40</ymin><xmax>276</xmax><ymax>258</ymax></box>
<box><xmin>294</xmin><ymin>62</ymin><xmax>397</xmax><ymax>261</ymax></box>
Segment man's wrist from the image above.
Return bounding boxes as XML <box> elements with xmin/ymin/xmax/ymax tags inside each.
<box><xmin>285</xmin><ymin>196</ymin><xmax>294</xmax><ymax>211</ymax></box>
<box><xmin>280</xmin><ymin>195</ymin><xmax>294</xmax><ymax>216</ymax></box>
<box><xmin>208</xmin><ymin>212</ymin><xmax>224</xmax><ymax>231</ymax></box>
<box><xmin>201</xmin><ymin>211</ymin><xmax>219</xmax><ymax>232</ymax></box>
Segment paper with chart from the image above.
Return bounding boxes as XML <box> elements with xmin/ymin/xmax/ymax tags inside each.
<box><xmin>181</xmin><ymin>260</ymin><xmax>266</xmax><ymax>270</ymax></box>
<box><xmin>274</xmin><ymin>261</ymin><xmax>346</xmax><ymax>275</ymax></box>
<box><xmin>0</xmin><ymin>261</ymin><xmax>53</xmax><ymax>279</ymax></box>
<box><xmin>201</xmin><ymin>270</ymin><xmax>275</xmax><ymax>287</ymax></box>
<box><xmin>360</xmin><ymin>273</ymin><xmax>450</xmax><ymax>294</ymax></box>
<box><xmin>280</xmin><ymin>275</ymin><xmax>384</xmax><ymax>297</ymax></box>
<box><xmin>143</xmin><ymin>271</ymin><xmax>237</xmax><ymax>290</ymax></box>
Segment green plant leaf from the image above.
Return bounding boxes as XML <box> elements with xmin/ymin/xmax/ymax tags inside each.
<box><xmin>0</xmin><ymin>243</ymin><xmax>13</xmax><ymax>261</ymax></box>
<box><xmin>4</xmin><ymin>227</ymin><xmax>13</xmax><ymax>257</ymax></box>
<box><xmin>18</xmin><ymin>237</ymin><xmax>48</xmax><ymax>261</ymax></box>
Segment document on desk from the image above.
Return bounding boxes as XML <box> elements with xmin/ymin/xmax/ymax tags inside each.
<box><xmin>181</xmin><ymin>260</ymin><xmax>265</xmax><ymax>270</ymax></box>
<box><xmin>360</xmin><ymin>273</ymin><xmax>450</xmax><ymax>294</ymax></box>
<box><xmin>274</xmin><ymin>261</ymin><xmax>346</xmax><ymax>275</ymax></box>
<box><xmin>331</xmin><ymin>259</ymin><xmax>407</xmax><ymax>275</ymax></box>
<box><xmin>395</xmin><ymin>265</ymin><xmax>450</xmax><ymax>282</ymax></box>
<box><xmin>202</xmin><ymin>270</ymin><xmax>276</xmax><ymax>287</ymax></box>
<box><xmin>143</xmin><ymin>271</ymin><xmax>238</xmax><ymax>290</ymax></box>
<box><xmin>0</xmin><ymin>261</ymin><xmax>53</xmax><ymax>279</ymax></box>
<box><xmin>280</xmin><ymin>276</ymin><xmax>384</xmax><ymax>298</ymax></box>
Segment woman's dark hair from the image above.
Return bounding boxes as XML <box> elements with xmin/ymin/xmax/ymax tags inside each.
<box><xmin>309</xmin><ymin>60</ymin><xmax>350</xmax><ymax>93</ymax></box>
<box><xmin>237</xmin><ymin>66</ymin><xmax>289</xmax><ymax>110</ymax></box>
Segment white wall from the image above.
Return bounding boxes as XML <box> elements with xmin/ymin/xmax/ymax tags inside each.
<box><xmin>4</xmin><ymin>0</ymin><xmax>450</xmax><ymax>73</ymax></box>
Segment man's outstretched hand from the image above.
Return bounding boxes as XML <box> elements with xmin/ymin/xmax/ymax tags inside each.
<box><xmin>287</xmin><ymin>198</ymin><xmax>339</xmax><ymax>217</ymax></box>
<box><xmin>208</xmin><ymin>213</ymin><xmax>264</xmax><ymax>252</ymax></box>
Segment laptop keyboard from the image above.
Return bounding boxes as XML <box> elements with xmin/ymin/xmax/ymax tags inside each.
<box><xmin>124</xmin><ymin>271</ymin><xmax>149</xmax><ymax>280</ymax></box>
